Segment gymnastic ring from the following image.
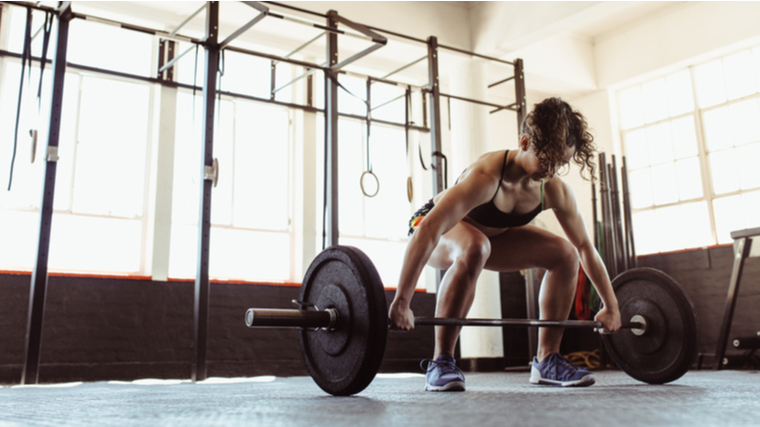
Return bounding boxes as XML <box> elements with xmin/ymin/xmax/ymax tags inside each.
<box><xmin>406</xmin><ymin>176</ymin><xmax>413</xmax><ymax>203</ymax></box>
<box><xmin>360</xmin><ymin>170</ymin><xmax>379</xmax><ymax>198</ymax></box>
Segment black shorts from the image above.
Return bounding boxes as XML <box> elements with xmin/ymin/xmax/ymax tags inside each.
<box><xmin>408</xmin><ymin>199</ymin><xmax>435</xmax><ymax>236</ymax></box>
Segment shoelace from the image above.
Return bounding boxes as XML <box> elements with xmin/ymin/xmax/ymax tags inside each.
<box><xmin>420</xmin><ymin>359</ymin><xmax>465</xmax><ymax>378</ymax></box>
<box><xmin>558</xmin><ymin>355</ymin><xmax>588</xmax><ymax>371</ymax></box>
<box><xmin>549</xmin><ymin>354</ymin><xmax>588</xmax><ymax>380</ymax></box>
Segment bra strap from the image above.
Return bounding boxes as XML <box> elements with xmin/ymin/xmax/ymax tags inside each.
<box><xmin>540</xmin><ymin>179</ymin><xmax>545</xmax><ymax>210</ymax></box>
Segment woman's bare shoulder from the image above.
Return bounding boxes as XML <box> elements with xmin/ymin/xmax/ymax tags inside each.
<box><xmin>471</xmin><ymin>150</ymin><xmax>507</xmax><ymax>176</ymax></box>
<box><xmin>543</xmin><ymin>176</ymin><xmax>575</xmax><ymax>211</ymax></box>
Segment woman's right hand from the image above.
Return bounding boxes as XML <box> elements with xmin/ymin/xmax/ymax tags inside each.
<box><xmin>388</xmin><ymin>301</ymin><xmax>415</xmax><ymax>331</ymax></box>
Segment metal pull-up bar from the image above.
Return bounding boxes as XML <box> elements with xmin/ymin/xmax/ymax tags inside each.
<box><xmin>488</xmin><ymin>76</ymin><xmax>515</xmax><ymax>88</ymax></box>
<box><xmin>158</xmin><ymin>2</ymin><xmax>272</xmax><ymax>73</ymax></box>
<box><xmin>219</xmin><ymin>2</ymin><xmax>269</xmax><ymax>49</ymax></box>
<box><xmin>269</xmin><ymin>11</ymin><xmax>388</xmax><ymax>95</ymax></box>
<box><xmin>379</xmin><ymin>55</ymin><xmax>426</xmax><ymax>81</ymax></box>
<box><xmin>268</xmin><ymin>12</ymin><xmax>376</xmax><ymax>43</ymax></box>
<box><xmin>421</xmin><ymin>89</ymin><xmax>519</xmax><ymax>114</ymax></box>
<box><xmin>273</xmin><ymin>61</ymin><xmax>327</xmax><ymax>94</ymax></box>
<box><xmin>327</xmin><ymin>13</ymin><xmax>386</xmax><ymax>71</ymax></box>
<box><xmin>168</xmin><ymin>3</ymin><xmax>206</xmax><ymax>37</ymax></box>
<box><xmin>158</xmin><ymin>44</ymin><xmax>195</xmax><ymax>74</ymax></box>
<box><xmin>273</xmin><ymin>31</ymin><xmax>325</xmax><ymax>66</ymax></box>
<box><xmin>490</xmin><ymin>103</ymin><xmax>518</xmax><ymax>115</ymax></box>
<box><xmin>371</xmin><ymin>93</ymin><xmax>406</xmax><ymax>112</ymax></box>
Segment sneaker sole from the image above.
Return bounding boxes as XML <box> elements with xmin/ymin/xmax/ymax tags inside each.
<box><xmin>529</xmin><ymin>375</ymin><xmax>595</xmax><ymax>387</ymax></box>
<box><xmin>425</xmin><ymin>381</ymin><xmax>466</xmax><ymax>392</ymax></box>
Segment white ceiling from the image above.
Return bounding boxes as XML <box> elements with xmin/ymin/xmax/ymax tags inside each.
<box><xmin>566</xmin><ymin>1</ymin><xmax>679</xmax><ymax>42</ymax></box>
<box><xmin>60</xmin><ymin>1</ymin><xmax>683</xmax><ymax>98</ymax></box>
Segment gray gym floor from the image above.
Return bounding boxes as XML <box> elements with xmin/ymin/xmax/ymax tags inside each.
<box><xmin>1</xmin><ymin>370</ymin><xmax>758</xmax><ymax>426</ymax></box>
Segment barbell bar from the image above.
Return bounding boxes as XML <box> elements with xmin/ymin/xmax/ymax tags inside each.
<box><xmin>245</xmin><ymin>308</ymin><xmax>645</xmax><ymax>331</ymax></box>
<box><xmin>244</xmin><ymin>245</ymin><xmax>698</xmax><ymax>396</ymax></box>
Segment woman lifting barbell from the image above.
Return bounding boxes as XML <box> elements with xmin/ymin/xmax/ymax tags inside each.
<box><xmin>388</xmin><ymin>97</ymin><xmax>622</xmax><ymax>391</ymax></box>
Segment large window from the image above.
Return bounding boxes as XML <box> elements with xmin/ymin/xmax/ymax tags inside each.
<box><xmin>0</xmin><ymin>64</ymin><xmax>153</xmax><ymax>273</ymax></box>
<box><xmin>168</xmin><ymin>92</ymin><xmax>293</xmax><ymax>281</ymax></box>
<box><xmin>0</xmin><ymin>3</ymin><xmax>422</xmax><ymax>285</ymax></box>
<box><xmin>0</xmin><ymin>5</ymin><xmax>155</xmax><ymax>274</ymax></box>
<box><xmin>619</xmin><ymin>46</ymin><xmax>760</xmax><ymax>254</ymax></box>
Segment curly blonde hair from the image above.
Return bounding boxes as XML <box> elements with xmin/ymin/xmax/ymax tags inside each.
<box><xmin>521</xmin><ymin>97</ymin><xmax>597</xmax><ymax>181</ymax></box>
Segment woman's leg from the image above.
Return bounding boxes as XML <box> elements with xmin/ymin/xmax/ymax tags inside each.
<box><xmin>426</xmin><ymin>221</ymin><xmax>491</xmax><ymax>358</ymax></box>
<box><xmin>483</xmin><ymin>225</ymin><xmax>579</xmax><ymax>361</ymax></box>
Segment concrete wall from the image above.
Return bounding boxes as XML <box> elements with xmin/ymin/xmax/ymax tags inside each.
<box><xmin>595</xmin><ymin>2</ymin><xmax>760</xmax><ymax>90</ymax></box>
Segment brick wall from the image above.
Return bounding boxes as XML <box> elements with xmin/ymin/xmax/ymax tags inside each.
<box><xmin>0</xmin><ymin>274</ymin><xmax>435</xmax><ymax>384</ymax></box>
<box><xmin>3</xmin><ymin>244</ymin><xmax>755</xmax><ymax>384</ymax></box>
<box><xmin>637</xmin><ymin>245</ymin><xmax>760</xmax><ymax>363</ymax></box>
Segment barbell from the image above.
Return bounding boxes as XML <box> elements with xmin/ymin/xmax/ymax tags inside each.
<box><xmin>244</xmin><ymin>245</ymin><xmax>699</xmax><ymax>396</ymax></box>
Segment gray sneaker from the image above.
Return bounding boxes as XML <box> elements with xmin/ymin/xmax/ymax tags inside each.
<box><xmin>421</xmin><ymin>354</ymin><xmax>465</xmax><ymax>392</ymax></box>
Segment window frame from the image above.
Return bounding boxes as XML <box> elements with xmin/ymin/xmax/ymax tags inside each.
<box><xmin>619</xmin><ymin>50</ymin><xmax>760</xmax><ymax>253</ymax></box>
<box><xmin>166</xmin><ymin>88</ymin><xmax>298</xmax><ymax>282</ymax></box>
<box><xmin>0</xmin><ymin>54</ymin><xmax>157</xmax><ymax>274</ymax></box>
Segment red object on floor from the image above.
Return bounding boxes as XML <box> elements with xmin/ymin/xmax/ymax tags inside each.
<box><xmin>575</xmin><ymin>264</ymin><xmax>591</xmax><ymax>321</ymax></box>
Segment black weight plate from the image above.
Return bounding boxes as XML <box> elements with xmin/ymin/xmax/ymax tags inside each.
<box><xmin>314</xmin><ymin>283</ymin><xmax>351</xmax><ymax>356</ymax></box>
<box><xmin>619</xmin><ymin>298</ymin><xmax>666</xmax><ymax>354</ymax></box>
<box><xmin>602</xmin><ymin>267</ymin><xmax>698</xmax><ymax>384</ymax></box>
<box><xmin>298</xmin><ymin>245</ymin><xmax>388</xmax><ymax>396</ymax></box>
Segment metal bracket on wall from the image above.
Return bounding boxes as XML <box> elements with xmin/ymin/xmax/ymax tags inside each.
<box><xmin>46</xmin><ymin>145</ymin><xmax>59</xmax><ymax>162</ymax></box>
<box><xmin>204</xmin><ymin>158</ymin><xmax>219</xmax><ymax>188</ymax></box>
<box><xmin>30</xmin><ymin>129</ymin><xmax>38</xmax><ymax>163</ymax></box>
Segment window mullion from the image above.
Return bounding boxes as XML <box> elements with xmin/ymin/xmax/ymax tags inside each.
<box><xmin>288</xmin><ymin>108</ymin><xmax>296</xmax><ymax>282</ymax></box>
<box><xmin>69</xmin><ymin>74</ymin><xmax>85</xmax><ymax>214</ymax></box>
<box><xmin>230</xmin><ymin>101</ymin><xmax>237</xmax><ymax>228</ymax></box>
<box><xmin>361</xmin><ymin>121</ymin><xmax>367</xmax><ymax>238</ymax></box>
<box><xmin>689</xmin><ymin>65</ymin><xmax>718</xmax><ymax>245</ymax></box>
<box><xmin>139</xmin><ymin>83</ymin><xmax>157</xmax><ymax>276</ymax></box>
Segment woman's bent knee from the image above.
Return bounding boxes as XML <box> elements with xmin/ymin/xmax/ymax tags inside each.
<box><xmin>460</xmin><ymin>236</ymin><xmax>491</xmax><ymax>270</ymax></box>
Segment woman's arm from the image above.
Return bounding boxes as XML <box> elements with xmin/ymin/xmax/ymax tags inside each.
<box><xmin>389</xmin><ymin>165</ymin><xmax>498</xmax><ymax>330</ymax></box>
<box><xmin>547</xmin><ymin>179</ymin><xmax>621</xmax><ymax>332</ymax></box>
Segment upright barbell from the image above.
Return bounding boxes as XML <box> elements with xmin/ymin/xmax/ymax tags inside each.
<box><xmin>245</xmin><ymin>245</ymin><xmax>698</xmax><ymax>396</ymax></box>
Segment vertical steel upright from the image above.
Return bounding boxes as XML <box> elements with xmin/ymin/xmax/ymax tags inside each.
<box><xmin>714</xmin><ymin>231</ymin><xmax>754</xmax><ymax>370</ymax></box>
<box><xmin>21</xmin><ymin>2</ymin><xmax>73</xmax><ymax>385</ymax></box>
<box><xmin>324</xmin><ymin>11</ymin><xmax>339</xmax><ymax>247</ymax></box>
<box><xmin>513</xmin><ymin>59</ymin><xmax>526</xmax><ymax>130</ymax></box>
<box><xmin>192</xmin><ymin>1</ymin><xmax>219</xmax><ymax>382</ymax></box>
<box><xmin>426</xmin><ymin>36</ymin><xmax>444</xmax><ymax>287</ymax></box>
<box><xmin>270</xmin><ymin>60</ymin><xmax>276</xmax><ymax>100</ymax></box>
<box><xmin>606</xmin><ymin>163</ymin><xmax>619</xmax><ymax>278</ymax></box>
<box><xmin>621</xmin><ymin>157</ymin><xmax>637</xmax><ymax>267</ymax></box>
<box><xmin>610</xmin><ymin>156</ymin><xmax>626</xmax><ymax>271</ymax></box>
<box><xmin>426</xmin><ymin>36</ymin><xmax>444</xmax><ymax>197</ymax></box>
<box><xmin>592</xmin><ymin>181</ymin><xmax>599</xmax><ymax>250</ymax></box>
<box><xmin>513</xmin><ymin>58</ymin><xmax>538</xmax><ymax>359</ymax></box>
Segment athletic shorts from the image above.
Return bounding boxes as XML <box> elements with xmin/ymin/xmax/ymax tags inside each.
<box><xmin>408</xmin><ymin>199</ymin><xmax>435</xmax><ymax>236</ymax></box>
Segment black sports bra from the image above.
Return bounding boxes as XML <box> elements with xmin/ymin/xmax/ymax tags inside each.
<box><xmin>460</xmin><ymin>150</ymin><xmax>545</xmax><ymax>228</ymax></box>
